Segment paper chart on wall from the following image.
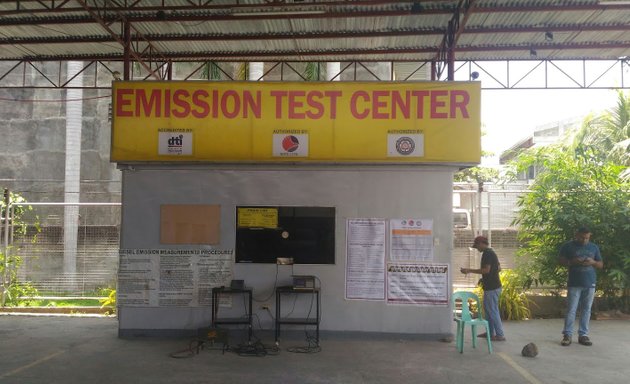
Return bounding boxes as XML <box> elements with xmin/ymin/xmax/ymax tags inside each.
<box><xmin>118</xmin><ymin>250</ymin><xmax>159</xmax><ymax>307</ymax></box>
<box><xmin>118</xmin><ymin>249</ymin><xmax>233</xmax><ymax>307</ymax></box>
<box><xmin>389</xmin><ymin>219</ymin><xmax>434</xmax><ymax>261</ymax></box>
<box><xmin>387</xmin><ymin>262</ymin><xmax>449</xmax><ymax>306</ymax></box>
<box><xmin>345</xmin><ymin>218</ymin><xmax>387</xmax><ymax>301</ymax></box>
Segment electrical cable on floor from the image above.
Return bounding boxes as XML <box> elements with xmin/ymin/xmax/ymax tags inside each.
<box><xmin>286</xmin><ymin>332</ymin><xmax>321</xmax><ymax>354</ymax></box>
<box><xmin>285</xmin><ymin>288</ymin><xmax>321</xmax><ymax>354</ymax></box>
<box><xmin>168</xmin><ymin>339</ymin><xmax>226</xmax><ymax>359</ymax></box>
<box><xmin>169</xmin><ymin>328</ymin><xmax>281</xmax><ymax>359</ymax></box>
<box><xmin>228</xmin><ymin>340</ymin><xmax>280</xmax><ymax>357</ymax></box>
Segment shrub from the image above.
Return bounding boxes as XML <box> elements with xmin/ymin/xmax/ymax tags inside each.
<box><xmin>0</xmin><ymin>251</ymin><xmax>39</xmax><ymax>306</ymax></box>
<box><xmin>474</xmin><ymin>270</ymin><xmax>532</xmax><ymax>321</ymax></box>
<box><xmin>99</xmin><ymin>287</ymin><xmax>117</xmax><ymax>315</ymax></box>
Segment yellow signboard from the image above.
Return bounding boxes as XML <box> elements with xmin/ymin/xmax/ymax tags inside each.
<box><xmin>111</xmin><ymin>81</ymin><xmax>480</xmax><ymax>164</ymax></box>
<box><xmin>237</xmin><ymin>208</ymin><xmax>278</xmax><ymax>229</ymax></box>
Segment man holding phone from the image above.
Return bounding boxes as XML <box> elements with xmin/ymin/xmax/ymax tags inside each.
<box><xmin>559</xmin><ymin>226</ymin><xmax>603</xmax><ymax>346</ymax></box>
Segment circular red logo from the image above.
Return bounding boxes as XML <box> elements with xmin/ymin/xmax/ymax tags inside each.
<box><xmin>282</xmin><ymin>135</ymin><xmax>300</xmax><ymax>152</ymax></box>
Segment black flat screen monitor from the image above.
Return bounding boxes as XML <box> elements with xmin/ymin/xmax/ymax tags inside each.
<box><xmin>235</xmin><ymin>206</ymin><xmax>335</xmax><ymax>264</ymax></box>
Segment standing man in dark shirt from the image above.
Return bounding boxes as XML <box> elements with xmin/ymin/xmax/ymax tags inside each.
<box><xmin>559</xmin><ymin>226</ymin><xmax>603</xmax><ymax>347</ymax></box>
<box><xmin>460</xmin><ymin>235</ymin><xmax>505</xmax><ymax>341</ymax></box>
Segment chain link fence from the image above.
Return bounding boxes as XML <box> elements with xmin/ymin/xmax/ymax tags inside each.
<box><xmin>2</xmin><ymin>182</ymin><xmax>120</xmax><ymax>297</ymax></box>
<box><xmin>453</xmin><ymin>184</ymin><xmax>527</xmax><ymax>288</ymax></box>
<box><xmin>6</xmin><ymin>182</ymin><xmax>600</xmax><ymax>294</ymax></box>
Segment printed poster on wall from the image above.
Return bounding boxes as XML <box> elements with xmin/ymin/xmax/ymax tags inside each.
<box><xmin>118</xmin><ymin>249</ymin><xmax>233</xmax><ymax>307</ymax></box>
<box><xmin>345</xmin><ymin>218</ymin><xmax>387</xmax><ymax>300</ymax></box>
<box><xmin>387</xmin><ymin>262</ymin><xmax>449</xmax><ymax>306</ymax></box>
<box><xmin>389</xmin><ymin>218</ymin><xmax>433</xmax><ymax>261</ymax></box>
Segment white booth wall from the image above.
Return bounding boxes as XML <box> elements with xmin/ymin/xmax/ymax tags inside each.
<box><xmin>118</xmin><ymin>164</ymin><xmax>456</xmax><ymax>338</ymax></box>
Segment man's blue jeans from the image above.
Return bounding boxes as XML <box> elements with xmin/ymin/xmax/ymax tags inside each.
<box><xmin>563</xmin><ymin>287</ymin><xmax>595</xmax><ymax>337</ymax></box>
<box><xmin>483</xmin><ymin>288</ymin><xmax>504</xmax><ymax>337</ymax></box>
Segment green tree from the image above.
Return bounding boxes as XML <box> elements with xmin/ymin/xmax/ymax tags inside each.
<box><xmin>454</xmin><ymin>128</ymin><xmax>498</xmax><ymax>184</ymax></box>
<box><xmin>304</xmin><ymin>62</ymin><xmax>324</xmax><ymax>81</ymax></box>
<box><xmin>454</xmin><ymin>166</ymin><xmax>498</xmax><ymax>184</ymax></box>
<box><xmin>572</xmin><ymin>90</ymin><xmax>630</xmax><ymax>178</ymax></box>
<box><xmin>236</xmin><ymin>62</ymin><xmax>249</xmax><ymax>81</ymax></box>
<box><xmin>202</xmin><ymin>61</ymin><xmax>222</xmax><ymax>80</ymax></box>
<box><xmin>508</xmin><ymin>146</ymin><xmax>630</xmax><ymax>309</ymax></box>
<box><xmin>1</xmin><ymin>190</ymin><xmax>40</xmax><ymax>306</ymax></box>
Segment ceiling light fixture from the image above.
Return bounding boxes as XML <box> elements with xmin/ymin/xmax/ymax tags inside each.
<box><xmin>530</xmin><ymin>48</ymin><xmax>537</xmax><ymax>57</ymax></box>
<box><xmin>470</xmin><ymin>71</ymin><xmax>479</xmax><ymax>80</ymax></box>
<box><xmin>544</xmin><ymin>31</ymin><xmax>553</xmax><ymax>41</ymax></box>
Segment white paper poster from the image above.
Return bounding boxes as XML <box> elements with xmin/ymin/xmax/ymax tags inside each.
<box><xmin>390</xmin><ymin>218</ymin><xmax>434</xmax><ymax>261</ymax></box>
<box><xmin>118</xmin><ymin>250</ymin><xmax>159</xmax><ymax>307</ymax></box>
<box><xmin>345</xmin><ymin>218</ymin><xmax>387</xmax><ymax>300</ymax></box>
<box><xmin>387</xmin><ymin>263</ymin><xmax>449</xmax><ymax>306</ymax></box>
<box><xmin>118</xmin><ymin>249</ymin><xmax>233</xmax><ymax>307</ymax></box>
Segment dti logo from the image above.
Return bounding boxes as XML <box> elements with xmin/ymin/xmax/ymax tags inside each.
<box><xmin>168</xmin><ymin>135</ymin><xmax>184</xmax><ymax>147</ymax></box>
<box><xmin>395</xmin><ymin>137</ymin><xmax>415</xmax><ymax>155</ymax></box>
<box><xmin>282</xmin><ymin>135</ymin><xmax>300</xmax><ymax>152</ymax></box>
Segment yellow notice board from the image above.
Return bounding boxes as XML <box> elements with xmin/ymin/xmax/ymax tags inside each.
<box><xmin>111</xmin><ymin>81</ymin><xmax>481</xmax><ymax>165</ymax></box>
<box><xmin>237</xmin><ymin>208</ymin><xmax>278</xmax><ymax>229</ymax></box>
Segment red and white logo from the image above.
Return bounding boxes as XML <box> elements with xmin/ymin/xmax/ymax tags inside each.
<box><xmin>273</xmin><ymin>133</ymin><xmax>309</xmax><ymax>157</ymax></box>
<box><xmin>281</xmin><ymin>135</ymin><xmax>300</xmax><ymax>152</ymax></box>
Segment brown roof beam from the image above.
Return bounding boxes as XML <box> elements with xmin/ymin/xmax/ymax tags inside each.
<box><xmin>0</xmin><ymin>1</ymin><xmax>450</xmax><ymax>16</ymax></box>
<box><xmin>2</xmin><ymin>2</ymin><xmax>629</xmax><ymax>22</ymax></box>
<box><xmin>75</xmin><ymin>0</ymin><xmax>165</xmax><ymax>80</ymax></box>
<box><xmin>11</xmin><ymin>41</ymin><xmax>630</xmax><ymax>62</ymax></box>
<box><xmin>2</xmin><ymin>23</ymin><xmax>629</xmax><ymax>46</ymax></box>
<box><xmin>458</xmin><ymin>42</ymin><xmax>630</xmax><ymax>52</ymax></box>
<box><xmin>0</xmin><ymin>9</ymin><xmax>447</xmax><ymax>25</ymax></box>
<box><xmin>0</xmin><ymin>29</ymin><xmax>446</xmax><ymax>45</ymax></box>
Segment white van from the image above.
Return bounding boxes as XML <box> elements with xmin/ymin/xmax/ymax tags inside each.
<box><xmin>453</xmin><ymin>208</ymin><xmax>471</xmax><ymax>229</ymax></box>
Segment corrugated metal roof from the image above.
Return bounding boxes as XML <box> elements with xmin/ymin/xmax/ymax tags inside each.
<box><xmin>0</xmin><ymin>0</ymin><xmax>628</xmax><ymax>63</ymax></box>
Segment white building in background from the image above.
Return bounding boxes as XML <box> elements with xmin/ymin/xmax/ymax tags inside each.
<box><xmin>499</xmin><ymin>116</ymin><xmax>583</xmax><ymax>181</ymax></box>
<box><xmin>532</xmin><ymin>116</ymin><xmax>582</xmax><ymax>146</ymax></box>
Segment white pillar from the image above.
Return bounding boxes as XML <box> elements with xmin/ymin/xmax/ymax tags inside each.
<box><xmin>326</xmin><ymin>62</ymin><xmax>340</xmax><ymax>81</ymax></box>
<box><xmin>64</xmin><ymin>61</ymin><xmax>83</xmax><ymax>292</ymax></box>
<box><xmin>249</xmin><ymin>62</ymin><xmax>264</xmax><ymax>81</ymax></box>
<box><xmin>376</xmin><ymin>62</ymin><xmax>392</xmax><ymax>81</ymax></box>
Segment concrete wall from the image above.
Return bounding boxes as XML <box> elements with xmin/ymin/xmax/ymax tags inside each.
<box><xmin>118</xmin><ymin>165</ymin><xmax>457</xmax><ymax>337</ymax></box>
<box><xmin>0</xmin><ymin>62</ymin><xmax>121</xmax><ymax>205</ymax></box>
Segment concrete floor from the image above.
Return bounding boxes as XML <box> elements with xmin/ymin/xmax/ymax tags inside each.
<box><xmin>0</xmin><ymin>314</ymin><xmax>628</xmax><ymax>384</ymax></box>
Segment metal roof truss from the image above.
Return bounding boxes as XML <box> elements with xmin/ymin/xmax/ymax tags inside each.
<box><xmin>0</xmin><ymin>59</ymin><xmax>627</xmax><ymax>90</ymax></box>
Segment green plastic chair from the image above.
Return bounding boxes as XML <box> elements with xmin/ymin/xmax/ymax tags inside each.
<box><xmin>452</xmin><ymin>291</ymin><xmax>493</xmax><ymax>354</ymax></box>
